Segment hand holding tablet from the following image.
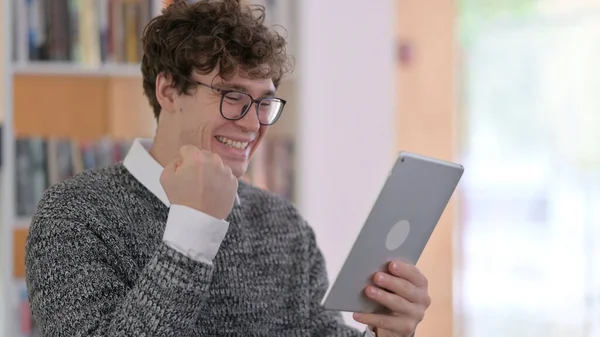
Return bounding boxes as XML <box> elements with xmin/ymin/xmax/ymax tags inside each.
<box><xmin>321</xmin><ymin>151</ymin><xmax>464</xmax><ymax>334</ymax></box>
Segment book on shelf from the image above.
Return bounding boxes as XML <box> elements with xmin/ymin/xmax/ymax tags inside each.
<box><xmin>265</xmin><ymin>135</ymin><xmax>294</xmax><ymax>200</ymax></box>
<box><xmin>164</xmin><ymin>0</ymin><xmax>295</xmax><ymax>54</ymax></box>
<box><xmin>0</xmin><ymin>124</ymin><xmax>3</xmax><ymax>167</ymax></box>
<box><xmin>18</xmin><ymin>283</ymin><xmax>41</xmax><ymax>337</ymax></box>
<box><xmin>12</xmin><ymin>0</ymin><xmax>155</xmax><ymax>66</ymax></box>
<box><xmin>0</xmin><ymin>125</ymin><xmax>3</xmax><ymax>226</ymax></box>
<box><xmin>14</xmin><ymin>135</ymin><xmax>295</xmax><ymax>217</ymax></box>
<box><xmin>15</xmin><ymin>136</ymin><xmax>132</xmax><ymax>218</ymax></box>
<box><xmin>245</xmin><ymin>135</ymin><xmax>295</xmax><ymax>201</ymax></box>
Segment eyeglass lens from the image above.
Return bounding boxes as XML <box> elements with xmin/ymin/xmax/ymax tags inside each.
<box><xmin>222</xmin><ymin>91</ymin><xmax>283</xmax><ymax>125</ymax></box>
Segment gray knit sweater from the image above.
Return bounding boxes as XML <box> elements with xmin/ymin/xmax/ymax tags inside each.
<box><xmin>25</xmin><ymin>163</ymin><xmax>364</xmax><ymax>337</ymax></box>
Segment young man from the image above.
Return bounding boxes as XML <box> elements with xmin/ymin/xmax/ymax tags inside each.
<box><xmin>25</xmin><ymin>1</ymin><xmax>431</xmax><ymax>336</ymax></box>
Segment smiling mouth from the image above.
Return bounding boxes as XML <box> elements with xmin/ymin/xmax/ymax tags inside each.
<box><xmin>216</xmin><ymin>136</ymin><xmax>250</xmax><ymax>150</ymax></box>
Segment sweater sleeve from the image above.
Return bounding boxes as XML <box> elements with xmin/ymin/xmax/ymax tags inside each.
<box><xmin>25</xmin><ymin>203</ymin><xmax>213</xmax><ymax>337</ymax></box>
<box><xmin>304</xmin><ymin>226</ymin><xmax>364</xmax><ymax>337</ymax></box>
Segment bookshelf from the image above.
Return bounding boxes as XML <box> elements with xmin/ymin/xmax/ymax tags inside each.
<box><xmin>1</xmin><ymin>0</ymin><xmax>165</xmax><ymax>336</ymax></box>
<box><xmin>1</xmin><ymin>0</ymin><xmax>12</xmax><ymax>335</ymax></box>
<box><xmin>0</xmin><ymin>1</ymin><xmax>298</xmax><ymax>336</ymax></box>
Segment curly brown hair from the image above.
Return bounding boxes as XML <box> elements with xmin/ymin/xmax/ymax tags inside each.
<box><xmin>141</xmin><ymin>0</ymin><xmax>292</xmax><ymax>119</ymax></box>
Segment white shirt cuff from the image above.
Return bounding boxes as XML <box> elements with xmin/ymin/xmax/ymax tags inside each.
<box><xmin>162</xmin><ymin>204</ymin><xmax>229</xmax><ymax>264</ymax></box>
<box><xmin>364</xmin><ymin>326</ymin><xmax>376</xmax><ymax>337</ymax></box>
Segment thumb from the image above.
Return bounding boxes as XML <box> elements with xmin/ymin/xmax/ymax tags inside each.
<box><xmin>178</xmin><ymin>144</ymin><xmax>200</xmax><ymax>162</ymax></box>
<box><xmin>160</xmin><ymin>157</ymin><xmax>180</xmax><ymax>185</ymax></box>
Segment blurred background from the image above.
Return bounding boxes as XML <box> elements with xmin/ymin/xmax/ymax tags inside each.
<box><xmin>1</xmin><ymin>0</ymin><xmax>600</xmax><ymax>336</ymax></box>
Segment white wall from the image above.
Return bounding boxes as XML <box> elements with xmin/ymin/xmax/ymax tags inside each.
<box><xmin>0</xmin><ymin>0</ymin><xmax>14</xmax><ymax>335</ymax></box>
<box><xmin>0</xmin><ymin>0</ymin><xmax>15</xmax><ymax>334</ymax></box>
<box><xmin>295</xmin><ymin>0</ymin><xmax>397</xmax><ymax>328</ymax></box>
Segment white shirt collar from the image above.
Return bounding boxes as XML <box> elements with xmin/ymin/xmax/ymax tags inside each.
<box><xmin>123</xmin><ymin>138</ymin><xmax>172</xmax><ymax>206</ymax></box>
<box><xmin>123</xmin><ymin>138</ymin><xmax>240</xmax><ymax>206</ymax></box>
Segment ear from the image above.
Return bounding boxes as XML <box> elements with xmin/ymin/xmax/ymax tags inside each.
<box><xmin>155</xmin><ymin>73</ymin><xmax>178</xmax><ymax>114</ymax></box>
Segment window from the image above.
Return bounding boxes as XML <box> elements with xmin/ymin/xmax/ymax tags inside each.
<box><xmin>458</xmin><ymin>2</ymin><xmax>600</xmax><ymax>336</ymax></box>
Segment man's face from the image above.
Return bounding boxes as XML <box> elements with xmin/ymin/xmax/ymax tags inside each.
<box><xmin>165</xmin><ymin>70</ymin><xmax>277</xmax><ymax>178</ymax></box>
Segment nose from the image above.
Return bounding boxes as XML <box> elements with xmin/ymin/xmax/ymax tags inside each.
<box><xmin>236</xmin><ymin>102</ymin><xmax>261</xmax><ymax>132</ymax></box>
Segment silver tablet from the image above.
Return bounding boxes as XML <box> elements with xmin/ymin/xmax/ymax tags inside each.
<box><xmin>321</xmin><ymin>151</ymin><xmax>464</xmax><ymax>314</ymax></box>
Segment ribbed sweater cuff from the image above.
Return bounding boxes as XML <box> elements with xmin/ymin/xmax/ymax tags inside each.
<box><xmin>146</xmin><ymin>242</ymin><xmax>215</xmax><ymax>292</ymax></box>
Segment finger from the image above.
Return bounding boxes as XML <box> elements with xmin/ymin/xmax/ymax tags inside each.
<box><xmin>373</xmin><ymin>272</ymin><xmax>422</xmax><ymax>303</ymax></box>
<box><xmin>388</xmin><ymin>260</ymin><xmax>428</xmax><ymax>288</ymax></box>
<box><xmin>219</xmin><ymin>161</ymin><xmax>233</xmax><ymax>178</ymax></box>
<box><xmin>178</xmin><ymin>144</ymin><xmax>202</xmax><ymax>162</ymax></box>
<box><xmin>174</xmin><ymin>158</ymin><xmax>183</xmax><ymax>170</ymax></box>
<box><xmin>224</xmin><ymin>163</ymin><xmax>234</xmax><ymax>177</ymax></box>
<box><xmin>165</xmin><ymin>158</ymin><xmax>180</xmax><ymax>172</ymax></box>
<box><xmin>159</xmin><ymin>159</ymin><xmax>178</xmax><ymax>185</ymax></box>
<box><xmin>353</xmin><ymin>312</ymin><xmax>415</xmax><ymax>337</ymax></box>
<box><xmin>209</xmin><ymin>151</ymin><xmax>225</xmax><ymax>167</ymax></box>
<box><xmin>364</xmin><ymin>285</ymin><xmax>415</xmax><ymax>315</ymax></box>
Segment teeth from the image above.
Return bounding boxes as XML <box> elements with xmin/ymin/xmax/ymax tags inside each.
<box><xmin>217</xmin><ymin>136</ymin><xmax>249</xmax><ymax>150</ymax></box>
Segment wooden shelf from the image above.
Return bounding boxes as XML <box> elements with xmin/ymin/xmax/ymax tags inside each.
<box><xmin>14</xmin><ymin>74</ymin><xmax>155</xmax><ymax>140</ymax></box>
<box><xmin>13</xmin><ymin>228</ymin><xmax>28</xmax><ymax>279</ymax></box>
<box><xmin>11</xmin><ymin>70</ymin><xmax>296</xmax><ymax>141</ymax></box>
<box><xmin>12</xmin><ymin>62</ymin><xmax>142</xmax><ymax>77</ymax></box>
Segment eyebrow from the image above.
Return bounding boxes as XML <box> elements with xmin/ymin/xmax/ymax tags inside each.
<box><xmin>214</xmin><ymin>82</ymin><xmax>277</xmax><ymax>97</ymax></box>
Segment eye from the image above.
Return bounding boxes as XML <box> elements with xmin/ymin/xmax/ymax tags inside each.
<box><xmin>223</xmin><ymin>91</ymin><xmax>249</xmax><ymax>104</ymax></box>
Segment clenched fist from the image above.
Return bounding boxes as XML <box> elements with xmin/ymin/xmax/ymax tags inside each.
<box><xmin>160</xmin><ymin>145</ymin><xmax>238</xmax><ymax>220</ymax></box>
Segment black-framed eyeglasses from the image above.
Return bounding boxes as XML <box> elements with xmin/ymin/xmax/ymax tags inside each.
<box><xmin>196</xmin><ymin>81</ymin><xmax>286</xmax><ymax>126</ymax></box>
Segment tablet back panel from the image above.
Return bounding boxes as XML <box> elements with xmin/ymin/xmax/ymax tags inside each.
<box><xmin>321</xmin><ymin>152</ymin><xmax>464</xmax><ymax>313</ymax></box>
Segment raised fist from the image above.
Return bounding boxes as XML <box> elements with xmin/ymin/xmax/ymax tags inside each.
<box><xmin>160</xmin><ymin>145</ymin><xmax>238</xmax><ymax>220</ymax></box>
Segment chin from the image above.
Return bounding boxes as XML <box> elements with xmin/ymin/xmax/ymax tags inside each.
<box><xmin>223</xmin><ymin>160</ymin><xmax>247</xmax><ymax>179</ymax></box>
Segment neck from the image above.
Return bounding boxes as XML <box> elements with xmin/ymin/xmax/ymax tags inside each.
<box><xmin>149</xmin><ymin>118</ymin><xmax>179</xmax><ymax>168</ymax></box>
